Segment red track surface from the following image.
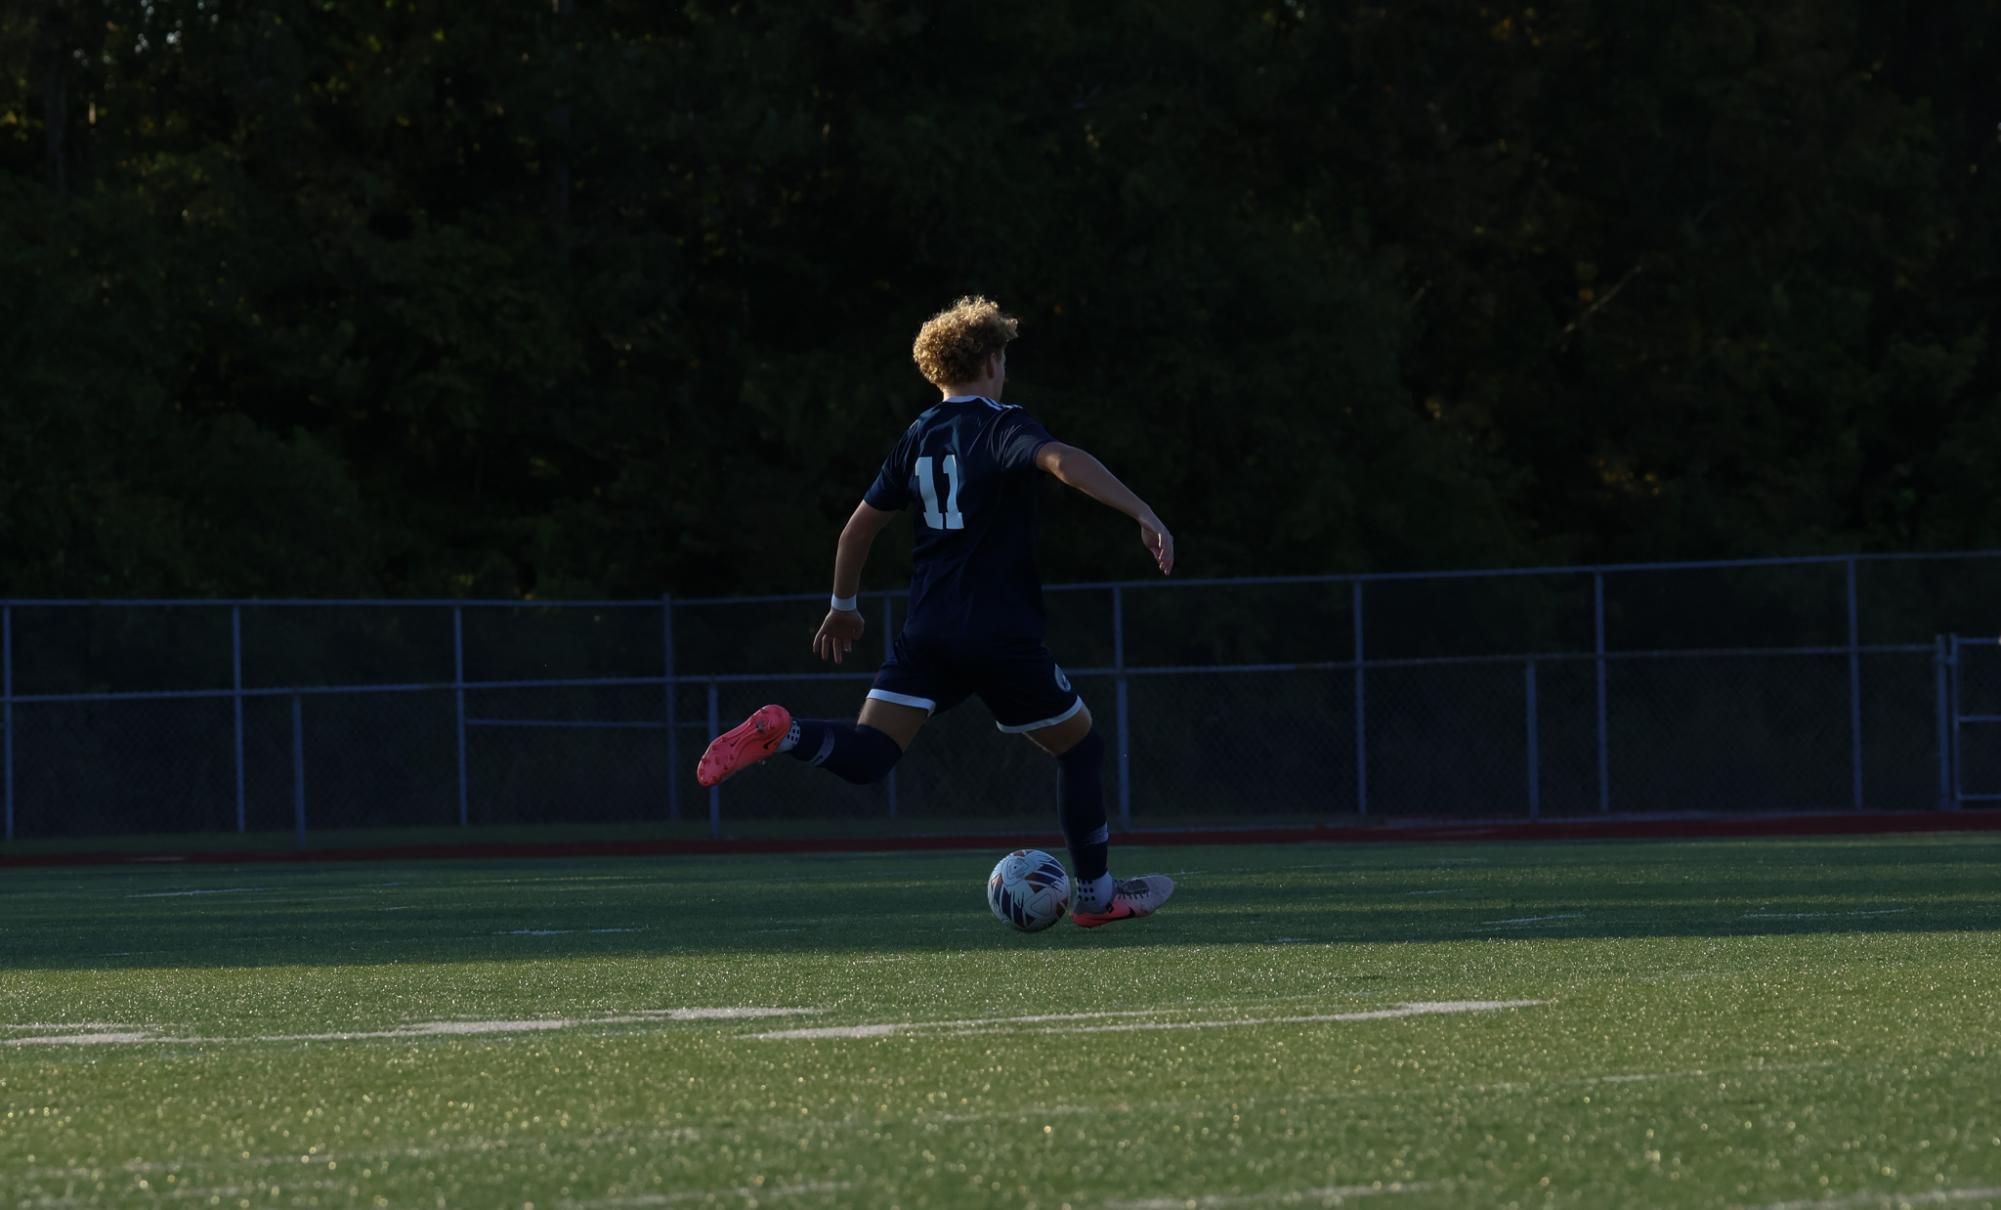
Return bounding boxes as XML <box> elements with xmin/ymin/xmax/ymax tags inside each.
<box><xmin>4</xmin><ymin>811</ymin><xmax>1997</xmax><ymax>868</ymax></box>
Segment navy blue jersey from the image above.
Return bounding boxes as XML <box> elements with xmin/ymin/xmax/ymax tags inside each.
<box><xmin>864</xmin><ymin>395</ymin><xmax>1056</xmax><ymax>640</ymax></box>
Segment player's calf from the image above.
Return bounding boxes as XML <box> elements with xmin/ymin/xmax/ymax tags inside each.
<box><xmin>1042</xmin><ymin>726</ymin><xmax>1175</xmax><ymax>927</ymax></box>
<box><xmin>1056</xmin><ymin>729</ymin><xmax>1113</xmax><ymax>906</ymax></box>
<box><xmin>787</xmin><ymin>719</ymin><xmax>902</xmax><ymax>784</ymax></box>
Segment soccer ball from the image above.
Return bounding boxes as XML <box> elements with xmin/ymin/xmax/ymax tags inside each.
<box><xmin>987</xmin><ymin>849</ymin><xmax>1070</xmax><ymax>932</ymax></box>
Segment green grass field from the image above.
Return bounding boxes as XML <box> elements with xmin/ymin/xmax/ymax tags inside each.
<box><xmin>3</xmin><ymin>835</ymin><xmax>1998</xmax><ymax>1209</ymax></box>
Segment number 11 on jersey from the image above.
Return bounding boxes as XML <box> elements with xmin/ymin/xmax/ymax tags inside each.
<box><xmin>914</xmin><ymin>455</ymin><xmax>964</xmax><ymax>530</ymax></box>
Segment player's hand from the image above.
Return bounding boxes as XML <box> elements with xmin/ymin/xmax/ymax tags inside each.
<box><xmin>1140</xmin><ymin>515</ymin><xmax>1175</xmax><ymax>576</ymax></box>
<box><xmin>812</xmin><ymin>609</ymin><xmax>866</xmax><ymax>664</ymax></box>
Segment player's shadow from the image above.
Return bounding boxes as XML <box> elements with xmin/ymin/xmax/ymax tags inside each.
<box><xmin>2</xmin><ymin>836</ymin><xmax>1997</xmax><ymax>971</ymax></box>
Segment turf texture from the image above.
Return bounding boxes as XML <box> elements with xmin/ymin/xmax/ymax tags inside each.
<box><xmin>2</xmin><ymin>835</ymin><xmax>1998</xmax><ymax>1209</ymax></box>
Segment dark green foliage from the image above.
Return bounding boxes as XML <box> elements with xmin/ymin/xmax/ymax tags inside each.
<box><xmin>1</xmin><ymin>1</ymin><xmax>1996</xmax><ymax>597</ymax></box>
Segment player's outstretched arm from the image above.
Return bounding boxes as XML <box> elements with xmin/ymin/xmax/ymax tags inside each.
<box><xmin>1034</xmin><ymin>442</ymin><xmax>1174</xmax><ymax>575</ymax></box>
<box><xmin>812</xmin><ymin>500</ymin><xmax>898</xmax><ymax>664</ymax></box>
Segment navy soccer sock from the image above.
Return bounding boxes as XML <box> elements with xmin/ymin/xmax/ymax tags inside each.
<box><xmin>784</xmin><ymin>719</ymin><xmax>902</xmax><ymax>785</ymax></box>
<box><xmin>1057</xmin><ymin>731</ymin><xmax>1111</xmax><ymax>897</ymax></box>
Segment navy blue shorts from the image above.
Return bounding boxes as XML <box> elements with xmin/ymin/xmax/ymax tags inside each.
<box><xmin>868</xmin><ymin>633</ymin><xmax>1083</xmax><ymax>733</ymax></box>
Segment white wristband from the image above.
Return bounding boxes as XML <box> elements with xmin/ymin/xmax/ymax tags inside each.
<box><xmin>830</xmin><ymin>593</ymin><xmax>859</xmax><ymax>612</ymax></box>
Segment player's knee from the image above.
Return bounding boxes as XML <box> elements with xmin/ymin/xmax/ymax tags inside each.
<box><xmin>1056</xmin><ymin>728</ymin><xmax>1104</xmax><ymax>768</ymax></box>
<box><xmin>829</xmin><ymin>724</ymin><xmax>903</xmax><ymax>785</ymax></box>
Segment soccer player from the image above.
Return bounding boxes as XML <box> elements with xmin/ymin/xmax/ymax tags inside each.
<box><xmin>696</xmin><ymin>296</ymin><xmax>1177</xmax><ymax>928</ymax></box>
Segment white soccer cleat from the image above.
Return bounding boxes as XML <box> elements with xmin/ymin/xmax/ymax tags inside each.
<box><xmin>1072</xmin><ymin>875</ymin><xmax>1175</xmax><ymax>928</ymax></box>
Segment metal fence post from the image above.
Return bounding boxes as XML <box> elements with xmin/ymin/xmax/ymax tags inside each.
<box><xmin>1594</xmin><ymin>571</ymin><xmax>1610</xmax><ymax>813</ymax></box>
<box><xmin>706</xmin><ymin>681</ymin><xmax>721</xmax><ymax>839</ymax></box>
<box><xmin>232</xmin><ymin>606</ymin><xmax>247</xmax><ymax>833</ymax></box>
<box><xmin>663</xmin><ymin>595</ymin><xmax>680</xmax><ymax>821</ymax></box>
<box><xmin>1352</xmin><ymin>580</ymin><xmax>1367</xmax><ymax>817</ymax></box>
<box><xmin>1846</xmin><ymin>557</ymin><xmax>1864</xmax><ymax>809</ymax></box>
<box><xmin>1525</xmin><ymin>660</ymin><xmax>1541</xmax><ymax>820</ymax></box>
<box><xmin>291</xmin><ymin>694</ymin><xmax>307</xmax><ymax>848</ymax></box>
<box><xmin>1113</xmin><ymin>586</ymin><xmax>1131</xmax><ymax>830</ymax></box>
<box><xmin>453</xmin><ymin>606</ymin><xmax>469</xmax><ymax>828</ymax></box>
<box><xmin>884</xmin><ymin>594</ymin><xmax>899</xmax><ymax>819</ymax></box>
<box><xmin>3</xmin><ymin>605</ymin><xmax>12</xmax><ymax>842</ymax></box>
<box><xmin>1949</xmin><ymin>635</ymin><xmax>1965</xmax><ymax>810</ymax></box>
<box><xmin>1936</xmin><ymin>635</ymin><xmax>1956</xmax><ymax>811</ymax></box>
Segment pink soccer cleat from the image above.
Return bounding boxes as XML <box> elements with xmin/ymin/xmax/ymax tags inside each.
<box><xmin>695</xmin><ymin>704</ymin><xmax>793</xmax><ymax>787</ymax></box>
<box><xmin>1072</xmin><ymin>875</ymin><xmax>1176</xmax><ymax>929</ymax></box>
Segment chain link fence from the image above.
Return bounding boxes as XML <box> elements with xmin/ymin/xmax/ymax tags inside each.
<box><xmin>2</xmin><ymin>552</ymin><xmax>1995</xmax><ymax>843</ymax></box>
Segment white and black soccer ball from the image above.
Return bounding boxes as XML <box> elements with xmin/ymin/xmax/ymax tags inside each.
<box><xmin>987</xmin><ymin>849</ymin><xmax>1070</xmax><ymax>932</ymax></box>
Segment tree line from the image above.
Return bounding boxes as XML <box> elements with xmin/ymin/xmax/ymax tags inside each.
<box><xmin>2</xmin><ymin>0</ymin><xmax>1996</xmax><ymax>599</ymax></box>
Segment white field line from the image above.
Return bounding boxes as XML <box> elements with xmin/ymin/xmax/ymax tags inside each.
<box><xmin>487</xmin><ymin>874</ymin><xmax>654</xmax><ymax>882</ymax></box>
<box><xmin>162</xmin><ymin>1180</ymin><xmax>343</xmax><ymax>1200</ymax></box>
<box><xmin>1</xmin><ymin>1022</ymin><xmax>138</xmax><ymax>1031</ymax></box>
<box><xmin>757</xmin><ymin>1001</ymin><xmax>1540</xmax><ymax>1041</ymax></box>
<box><xmin>922</xmin><ymin>1104</ymin><xmax>1107</xmax><ymax>1125</ymax></box>
<box><xmin>1595</xmin><ymin>1073</ymin><xmax>1676</xmax><ymax>1084</ymax></box>
<box><xmin>1405</xmin><ymin>887</ymin><xmax>1465</xmax><ymax>896</ymax></box>
<box><xmin>621</xmin><ymin>1008</ymin><xmax>814</xmax><ymax>1021</ymax></box>
<box><xmin>1105</xmin><ymin>1184</ymin><xmax>1433</xmax><ymax>1209</ymax></box>
<box><xmin>266</xmin><ymin>1019</ymin><xmax>577</xmax><ymax>1041</ymax></box>
<box><xmin>456</xmin><ymin>876</ymin><xmax>664</xmax><ymax>891</ymax></box>
<box><xmin>1740</xmin><ymin>909</ymin><xmax>1912</xmax><ymax>920</ymax></box>
<box><xmin>3</xmin><ymin>1008</ymin><xmax>817</xmax><ymax>1047</ymax></box>
<box><xmin>262</xmin><ymin>1006</ymin><xmax>819</xmax><ymax>1041</ymax></box>
<box><xmin>126</xmin><ymin>887</ymin><xmax>267</xmax><ymax>899</ymax></box>
<box><xmin>1038</xmin><ymin>1001</ymin><xmax>1542</xmax><ymax>1036</ymax></box>
<box><xmin>1738</xmin><ymin>1188</ymin><xmax>2001</xmax><ymax>1210</ymax></box>
<box><xmin>28</xmin><ymin>1129</ymin><xmax>707</xmax><ymax>1180</ymax></box>
<box><xmin>1481</xmin><ymin>913</ymin><xmax>1583</xmax><ymax>926</ymax></box>
<box><xmin>758</xmin><ymin>1010</ymin><xmax>1168</xmax><ymax>1040</ymax></box>
<box><xmin>2</xmin><ymin>1031</ymin><xmax>159</xmax><ymax>1045</ymax></box>
<box><xmin>560</xmin><ymin>1181</ymin><xmax>853</xmax><ymax>1208</ymax></box>
<box><xmin>499</xmin><ymin>928</ymin><xmax>645</xmax><ymax>936</ymax></box>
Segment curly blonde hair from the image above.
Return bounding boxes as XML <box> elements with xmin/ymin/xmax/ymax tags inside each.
<box><xmin>911</xmin><ymin>296</ymin><xmax>1018</xmax><ymax>387</ymax></box>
